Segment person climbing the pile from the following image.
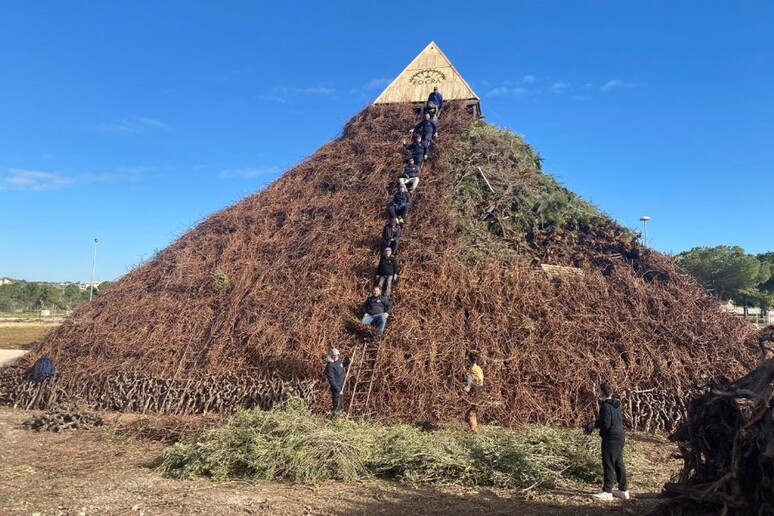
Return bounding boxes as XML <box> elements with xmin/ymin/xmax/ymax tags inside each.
<box><xmin>325</xmin><ymin>347</ymin><xmax>350</xmax><ymax>416</ymax></box>
<box><xmin>410</xmin><ymin>113</ymin><xmax>437</xmax><ymax>154</ymax></box>
<box><xmin>405</xmin><ymin>134</ymin><xmax>426</xmax><ymax>169</ymax></box>
<box><xmin>361</xmin><ymin>285</ymin><xmax>392</xmax><ymax>333</ymax></box>
<box><xmin>423</xmin><ymin>100</ymin><xmax>438</xmax><ymax>121</ymax></box>
<box><xmin>463</xmin><ymin>352</ymin><xmax>484</xmax><ymax>432</ymax></box>
<box><xmin>428</xmin><ymin>86</ymin><xmax>443</xmax><ymax>115</ymax></box>
<box><xmin>374</xmin><ymin>247</ymin><xmax>399</xmax><ymax>297</ymax></box>
<box><xmin>584</xmin><ymin>381</ymin><xmax>630</xmax><ymax>501</ymax></box>
<box><xmin>387</xmin><ymin>185</ymin><xmax>411</xmax><ymax>224</ymax></box>
<box><xmin>398</xmin><ymin>157</ymin><xmax>421</xmax><ymax>192</ymax></box>
<box><xmin>381</xmin><ymin>217</ymin><xmax>402</xmax><ymax>255</ymax></box>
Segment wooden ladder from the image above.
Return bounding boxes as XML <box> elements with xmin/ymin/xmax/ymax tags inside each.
<box><xmin>347</xmin><ymin>338</ymin><xmax>381</xmax><ymax>417</ymax></box>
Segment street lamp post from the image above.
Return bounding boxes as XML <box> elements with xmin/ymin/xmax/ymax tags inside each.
<box><xmin>639</xmin><ymin>216</ymin><xmax>651</xmax><ymax>247</ymax></box>
<box><xmin>89</xmin><ymin>238</ymin><xmax>99</xmax><ymax>301</ymax></box>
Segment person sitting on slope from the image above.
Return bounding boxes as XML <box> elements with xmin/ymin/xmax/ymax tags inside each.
<box><xmin>361</xmin><ymin>286</ymin><xmax>392</xmax><ymax>333</ymax></box>
<box><xmin>398</xmin><ymin>157</ymin><xmax>421</xmax><ymax>192</ymax></box>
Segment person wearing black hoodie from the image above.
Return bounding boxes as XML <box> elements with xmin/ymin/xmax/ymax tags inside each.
<box><xmin>405</xmin><ymin>134</ymin><xmax>426</xmax><ymax>168</ymax></box>
<box><xmin>381</xmin><ymin>218</ymin><xmax>402</xmax><ymax>255</ymax></box>
<box><xmin>387</xmin><ymin>185</ymin><xmax>412</xmax><ymax>223</ymax></box>
<box><xmin>374</xmin><ymin>247</ymin><xmax>399</xmax><ymax>297</ymax></box>
<box><xmin>411</xmin><ymin>113</ymin><xmax>437</xmax><ymax>153</ymax></box>
<box><xmin>585</xmin><ymin>381</ymin><xmax>629</xmax><ymax>501</ymax></box>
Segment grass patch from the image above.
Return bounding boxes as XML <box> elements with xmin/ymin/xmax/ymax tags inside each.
<box><xmin>160</xmin><ymin>399</ymin><xmax>624</xmax><ymax>489</ymax></box>
<box><xmin>0</xmin><ymin>324</ymin><xmax>56</xmax><ymax>349</ymax></box>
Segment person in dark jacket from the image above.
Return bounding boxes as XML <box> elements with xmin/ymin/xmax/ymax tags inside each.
<box><xmin>374</xmin><ymin>247</ymin><xmax>400</xmax><ymax>297</ymax></box>
<box><xmin>387</xmin><ymin>185</ymin><xmax>411</xmax><ymax>223</ymax></box>
<box><xmin>428</xmin><ymin>86</ymin><xmax>443</xmax><ymax>112</ymax></box>
<box><xmin>405</xmin><ymin>134</ymin><xmax>426</xmax><ymax>168</ymax></box>
<box><xmin>398</xmin><ymin>157</ymin><xmax>421</xmax><ymax>192</ymax></box>
<box><xmin>584</xmin><ymin>381</ymin><xmax>629</xmax><ymax>501</ymax></box>
<box><xmin>381</xmin><ymin>218</ymin><xmax>402</xmax><ymax>255</ymax></box>
<box><xmin>361</xmin><ymin>286</ymin><xmax>392</xmax><ymax>332</ymax></box>
<box><xmin>325</xmin><ymin>347</ymin><xmax>350</xmax><ymax>416</ymax></box>
<box><xmin>411</xmin><ymin>113</ymin><xmax>437</xmax><ymax>152</ymax></box>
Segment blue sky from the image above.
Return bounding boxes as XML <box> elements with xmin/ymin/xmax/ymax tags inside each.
<box><xmin>1</xmin><ymin>1</ymin><xmax>772</xmax><ymax>282</ymax></box>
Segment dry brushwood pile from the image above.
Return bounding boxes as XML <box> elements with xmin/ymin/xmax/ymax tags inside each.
<box><xmin>658</xmin><ymin>326</ymin><xmax>774</xmax><ymax>515</ymax></box>
<box><xmin>0</xmin><ymin>102</ymin><xmax>758</xmax><ymax>431</ymax></box>
<box><xmin>21</xmin><ymin>409</ymin><xmax>104</xmax><ymax>433</ymax></box>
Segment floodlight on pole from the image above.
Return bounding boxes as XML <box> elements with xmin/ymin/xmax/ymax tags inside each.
<box><xmin>639</xmin><ymin>216</ymin><xmax>651</xmax><ymax>247</ymax></box>
<box><xmin>89</xmin><ymin>238</ymin><xmax>98</xmax><ymax>301</ymax></box>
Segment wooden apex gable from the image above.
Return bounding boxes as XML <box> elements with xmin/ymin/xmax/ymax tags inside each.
<box><xmin>373</xmin><ymin>41</ymin><xmax>480</xmax><ymax>105</ymax></box>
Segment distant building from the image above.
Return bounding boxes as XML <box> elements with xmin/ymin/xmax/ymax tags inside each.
<box><xmin>0</xmin><ymin>278</ymin><xmax>14</xmax><ymax>285</ymax></box>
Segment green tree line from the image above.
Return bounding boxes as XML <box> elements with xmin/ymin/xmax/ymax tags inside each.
<box><xmin>676</xmin><ymin>246</ymin><xmax>774</xmax><ymax>311</ymax></box>
<box><xmin>0</xmin><ymin>281</ymin><xmax>112</xmax><ymax>312</ymax></box>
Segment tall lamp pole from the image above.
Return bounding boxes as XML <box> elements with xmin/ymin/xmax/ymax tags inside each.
<box><xmin>639</xmin><ymin>216</ymin><xmax>651</xmax><ymax>247</ymax></box>
<box><xmin>89</xmin><ymin>238</ymin><xmax>99</xmax><ymax>301</ymax></box>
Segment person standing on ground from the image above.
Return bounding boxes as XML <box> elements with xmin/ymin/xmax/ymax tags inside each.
<box><xmin>361</xmin><ymin>286</ymin><xmax>392</xmax><ymax>332</ymax></box>
<box><xmin>374</xmin><ymin>247</ymin><xmax>399</xmax><ymax>297</ymax></box>
<box><xmin>464</xmin><ymin>353</ymin><xmax>484</xmax><ymax>432</ymax></box>
<box><xmin>325</xmin><ymin>348</ymin><xmax>349</xmax><ymax>416</ymax></box>
<box><xmin>399</xmin><ymin>157</ymin><xmax>421</xmax><ymax>192</ymax></box>
<box><xmin>584</xmin><ymin>381</ymin><xmax>630</xmax><ymax>501</ymax></box>
<box><xmin>381</xmin><ymin>217</ymin><xmax>402</xmax><ymax>255</ymax></box>
<box><xmin>428</xmin><ymin>86</ymin><xmax>443</xmax><ymax>114</ymax></box>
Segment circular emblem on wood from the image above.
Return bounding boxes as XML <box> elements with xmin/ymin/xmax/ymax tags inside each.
<box><xmin>409</xmin><ymin>69</ymin><xmax>446</xmax><ymax>85</ymax></box>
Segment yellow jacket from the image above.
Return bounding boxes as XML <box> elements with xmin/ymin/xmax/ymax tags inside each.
<box><xmin>467</xmin><ymin>364</ymin><xmax>484</xmax><ymax>387</ymax></box>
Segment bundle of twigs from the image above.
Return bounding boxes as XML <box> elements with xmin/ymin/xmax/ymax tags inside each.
<box><xmin>658</xmin><ymin>326</ymin><xmax>774</xmax><ymax>515</ymax></box>
<box><xmin>22</xmin><ymin>408</ymin><xmax>104</xmax><ymax>432</ymax></box>
<box><xmin>0</xmin><ymin>103</ymin><xmax>757</xmax><ymax>430</ymax></box>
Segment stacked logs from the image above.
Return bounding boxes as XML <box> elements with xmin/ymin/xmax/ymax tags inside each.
<box><xmin>0</xmin><ymin>367</ymin><xmax>317</xmax><ymax>415</ymax></box>
<box><xmin>22</xmin><ymin>409</ymin><xmax>103</xmax><ymax>432</ymax></box>
<box><xmin>658</xmin><ymin>326</ymin><xmax>774</xmax><ymax>515</ymax></box>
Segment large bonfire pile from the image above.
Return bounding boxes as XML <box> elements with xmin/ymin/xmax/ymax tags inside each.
<box><xmin>1</xmin><ymin>102</ymin><xmax>757</xmax><ymax>431</ymax></box>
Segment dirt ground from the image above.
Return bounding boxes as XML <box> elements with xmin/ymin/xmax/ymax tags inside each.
<box><xmin>0</xmin><ymin>407</ymin><xmax>679</xmax><ymax>516</ymax></box>
<box><xmin>0</xmin><ymin>350</ymin><xmax>28</xmax><ymax>367</ymax></box>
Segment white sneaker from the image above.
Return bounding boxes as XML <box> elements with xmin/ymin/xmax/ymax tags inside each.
<box><xmin>613</xmin><ymin>490</ymin><xmax>630</xmax><ymax>500</ymax></box>
<box><xmin>591</xmin><ymin>491</ymin><xmax>613</xmax><ymax>501</ymax></box>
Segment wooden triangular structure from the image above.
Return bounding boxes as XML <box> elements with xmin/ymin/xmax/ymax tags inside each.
<box><xmin>374</xmin><ymin>41</ymin><xmax>480</xmax><ymax>106</ymax></box>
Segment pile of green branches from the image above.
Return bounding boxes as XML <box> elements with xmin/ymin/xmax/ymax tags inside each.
<box><xmin>161</xmin><ymin>399</ymin><xmax>607</xmax><ymax>489</ymax></box>
<box><xmin>447</xmin><ymin>121</ymin><xmax>621</xmax><ymax>263</ymax></box>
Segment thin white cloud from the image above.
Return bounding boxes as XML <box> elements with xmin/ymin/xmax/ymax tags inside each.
<box><xmin>486</xmin><ymin>87</ymin><xmax>511</xmax><ymax>97</ymax></box>
<box><xmin>0</xmin><ymin>166</ymin><xmax>154</xmax><ymax>191</ymax></box>
<box><xmin>522</xmin><ymin>75</ymin><xmax>536</xmax><ymax>83</ymax></box>
<box><xmin>362</xmin><ymin>78</ymin><xmax>390</xmax><ymax>90</ymax></box>
<box><xmin>0</xmin><ymin>169</ymin><xmax>73</xmax><ymax>191</ymax></box>
<box><xmin>219</xmin><ymin>166</ymin><xmax>281</xmax><ymax>180</ymax></box>
<box><xmin>487</xmin><ymin>86</ymin><xmax>529</xmax><ymax>97</ymax></box>
<box><xmin>290</xmin><ymin>85</ymin><xmax>335</xmax><ymax>96</ymax></box>
<box><xmin>255</xmin><ymin>95</ymin><xmax>288</xmax><ymax>103</ymax></box>
<box><xmin>551</xmin><ymin>81</ymin><xmax>569</xmax><ymax>93</ymax></box>
<box><xmin>600</xmin><ymin>79</ymin><xmax>635</xmax><ymax>92</ymax></box>
<box><xmin>94</xmin><ymin>116</ymin><xmax>169</xmax><ymax>134</ymax></box>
